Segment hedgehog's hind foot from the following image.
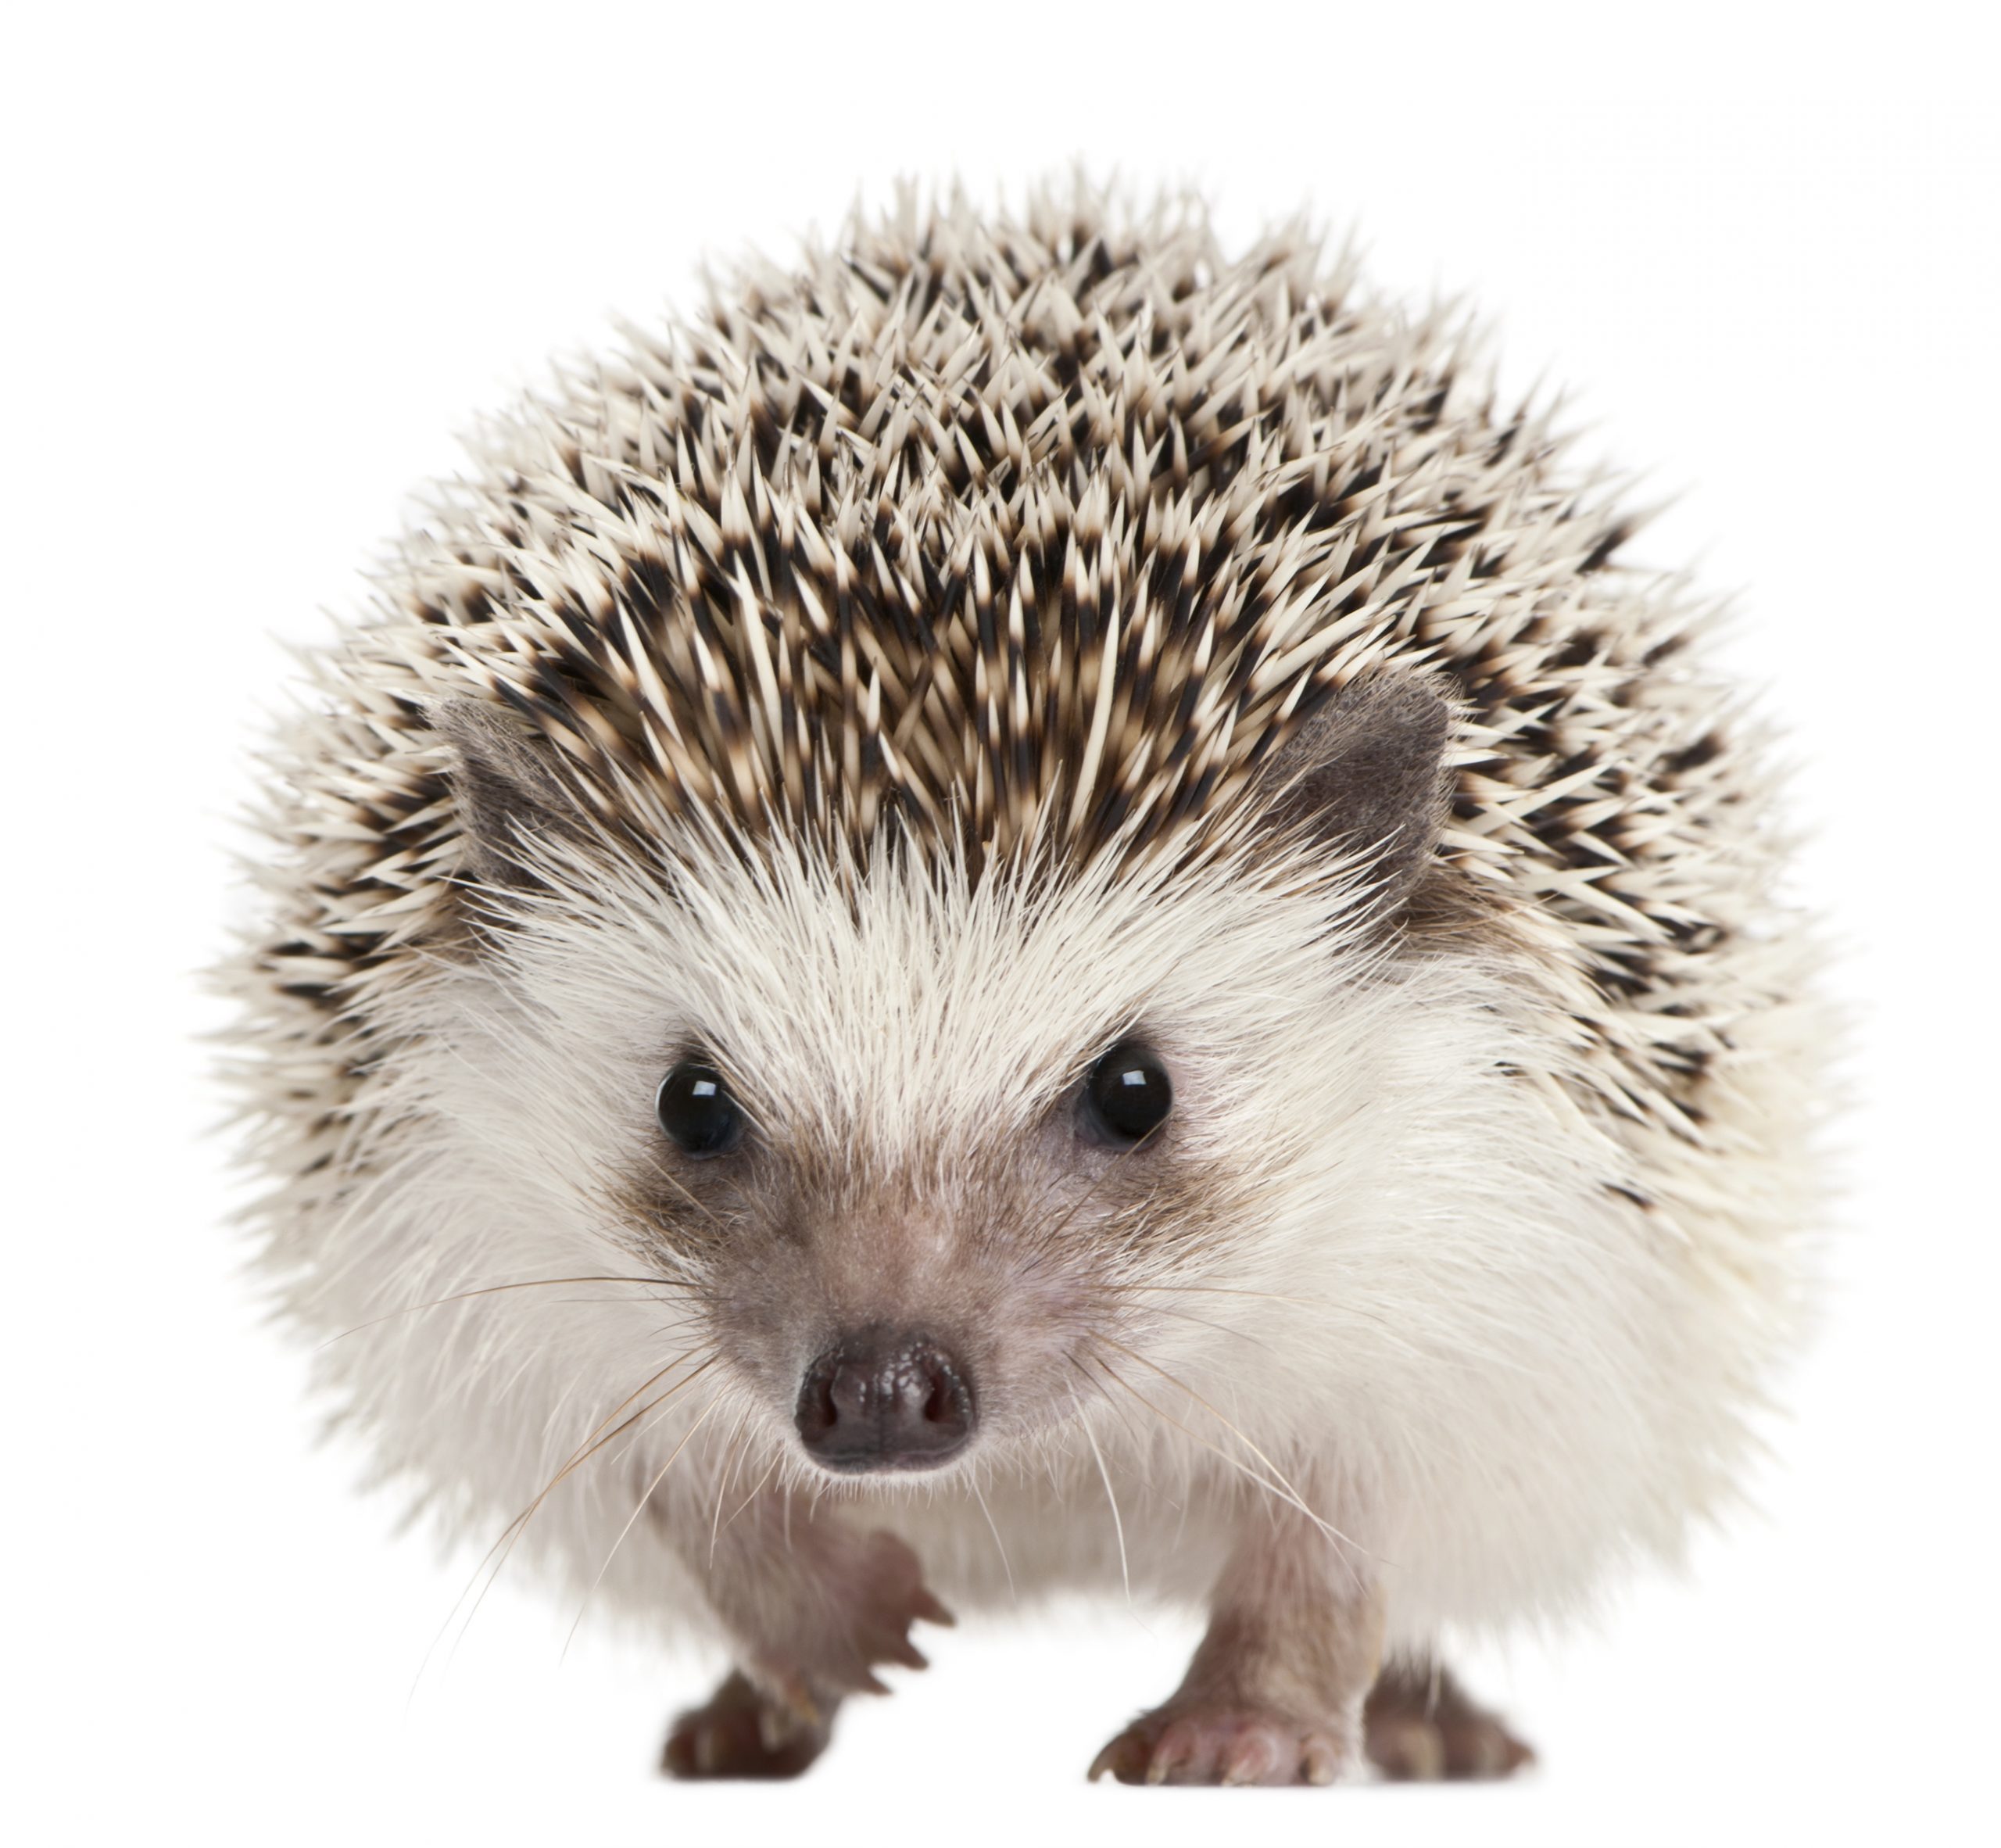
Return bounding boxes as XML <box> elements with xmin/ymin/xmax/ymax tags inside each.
<box><xmin>660</xmin><ymin>1671</ymin><xmax>834</xmax><ymax>1781</ymax></box>
<box><xmin>1363</xmin><ymin>1660</ymin><xmax>1535</xmax><ymax>1782</ymax></box>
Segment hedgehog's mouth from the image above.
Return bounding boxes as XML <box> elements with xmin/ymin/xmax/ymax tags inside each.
<box><xmin>790</xmin><ymin>1325</ymin><xmax>975</xmax><ymax>1474</ymax></box>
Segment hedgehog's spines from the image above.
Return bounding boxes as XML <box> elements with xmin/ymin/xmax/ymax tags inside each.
<box><xmin>238</xmin><ymin>180</ymin><xmax>1799</xmax><ymax>1154</ymax></box>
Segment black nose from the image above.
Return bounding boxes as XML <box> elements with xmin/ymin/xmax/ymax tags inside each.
<box><xmin>794</xmin><ymin>1330</ymin><xmax>975</xmax><ymax>1472</ymax></box>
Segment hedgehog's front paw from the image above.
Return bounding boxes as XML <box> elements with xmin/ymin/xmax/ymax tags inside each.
<box><xmin>744</xmin><ymin>1527</ymin><xmax>954</xmax><ymax>1713</ymax></box>
<box><xmin>1089</xmin><ymin>1700</ymin><xmax>1356</xmax><ymax>1786</ymax></box>
<box><xmin>662</xmin><ymin>1671</ymin><xmax>831</xmax><ymax>1780</ymax></box>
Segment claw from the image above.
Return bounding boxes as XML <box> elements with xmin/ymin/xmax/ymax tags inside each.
<box><xmin>1302</xmin><ymin>1739</ymin><xmax>1343</xmax><ymax>1786</ymax></box>
<box><xmin>1087</xmin><ymin>1735</ymin><xmax>1144</xmax><ymax>1783</ymax></box>
<box><xmin>755</xmin><ymin>1703</ymin><xmax>798</xmax><ymax>1753</ymax></box>
<box><xmin>758</xmin><ymin>1667</ymin><xmax>825</xmax><ymax>1730</ymax></box>
<box><xmin>1146</xmin><ymin>1720</ymin><xmax>1200</xmax><ymax>1785</ymax></box>
<box><xmin>1219</xmin><ymin>1732</ymin><xmax>1280</xmax><ymax>1785</ymax></box>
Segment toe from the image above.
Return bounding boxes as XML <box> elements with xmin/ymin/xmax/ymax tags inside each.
<box><xmin>1369</xmin><ymin>1712</ymin><xmax>1448</xmax><ymax>1781</ymax></box>
<box><xmin>1218</xmin><ymin>1725</ymin><xmax>1285</xmax><ymax>1785</ymax></box>
<box><xmin>1438</xmin><ymin>1714</ymin><xmax>1536</xmax><ymax>1779</ymax></box>
<box><xmin>1143</xmin><ymin>1721</ymin><xmax>1190</xmax><ymax>1784</ymax></box>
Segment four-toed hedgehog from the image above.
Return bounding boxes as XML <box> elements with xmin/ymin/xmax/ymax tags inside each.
<box><xmin>222</xmin><ymin>184</ymin><xmax>1824</xmax><ymax>1785</ymax></box>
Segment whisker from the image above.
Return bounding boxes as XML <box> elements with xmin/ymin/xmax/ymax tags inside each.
<box><xmin>1082</xmin><ymin>1344</ymin><xmax>1301</xmax><ymax>1520</ymax></box>
<box><xmin>968</xmin><ymin>1471</ymin><xmax>1016</xmax><ymax>1604</ymax></box>
<box><xmin>560</xmin><ymin>1394</ymin><xmax>723</xmax><ymax>1661</ymax></box>
<box><xmin>1017</xmin><ymin>1123</ymin><xmax>1163</xmax><ymax>1280</ymax></box>
<box><xmin>716</xmin><ymin>1453</ymin><xmax>782</xmax><ymax>1542</ymax></box>
<box><xmin>1083</xmin><ymin>1339</ymin><xmax>1370</xmax><ymax>1588</ymax></box>
<box><xmin>416</xmin><ymin>1353</ymin><xmax>716</xmax><ymax>1691</ymax></box>
<box><xmin>1091</xmin><ymin>1333</ymin><xmax>1341</xmax><ymax>1526</ymax></box>
<box><xmin>1104</xmin><ymin>1298</ymin><xmax>1274</xmax><ymax>1351</ymax></box>
<box><xmin>707</xmin><ymin>1408</ymin><xmax>757</xmax><ymax>1570</ymax></box>
<box><xmin>632</xmin><ymin>1144</ymin><xmax>734</xmax><ymax>1236</ymax></box>
<box><xmin>1111</xmin><ymin>1282</ymin><xmax>1326</xmax><ymax>1308</ymax></box>
<box><xmin>600</xmin><ymin>1363</ymin><xmax>727</xmax><ymax>1473</ymax></box>
<box><xmin>1065</xmin><ymin>1348</ymin><xmax>1151</xmax><ymax>1457</ymax></box>
<box><xmin>1071</xmin><ymin>1375</ymin><xmax>1133</xmax><ymax>1610</ymax></box>
<box><xmin>446</xmin><ymin>1370</ymin><xmax>710</xmax><ymax>1666</ymax></box>
<box><xmin>1109</xmin><ymin>1277</ymin><xmax>1427</xmax><ymax>1356</ymax></box>
<box><xmin>320</xmin><ymin>1275</ymin><xmax>688</xmax><ymax>1350</ymax></box>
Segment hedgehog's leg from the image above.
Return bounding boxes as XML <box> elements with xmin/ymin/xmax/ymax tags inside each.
<box><xmin>659</xmin><ymin>1492</ymin><xmax>951</xmax><ymax>1781</ymax></box>
<box><xmin>1090</xmin><ymin>1506</ymin><xmax>1384</xmax><ymax>1786</ymax></box>
<box><xmin>1363</xmin><ymin>1657</ymin><xmax>1536</xmax><ymax>1782</ymax></box>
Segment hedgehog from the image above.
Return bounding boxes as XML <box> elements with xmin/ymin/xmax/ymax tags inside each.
<box><xmin>222</xmin><ymin>184</ymin><xmax>1824</xmax><ymax>1788</ymax></box>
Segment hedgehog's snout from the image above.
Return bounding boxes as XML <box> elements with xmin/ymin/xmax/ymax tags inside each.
<box><xmin>793</xmin><ymin>1328</ymin><xmax>975</xmax><ymax>1474</ymax></box>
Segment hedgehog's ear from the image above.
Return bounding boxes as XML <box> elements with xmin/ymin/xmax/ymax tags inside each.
<box><xmin>1257</xmin><ymin>674</ymin><xmax>1453</xmax><ymax>911</ymax></box>
<box><xmin>435</xmin><ymin>699</ymin><xmax>595</xmax><ymax>890</ymax></box>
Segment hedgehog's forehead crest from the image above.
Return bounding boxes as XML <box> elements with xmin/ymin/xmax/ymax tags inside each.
<box><xmin>400</xmin><ymin>192</ymin><xmax>1487</xmax><ymax>874</ymax></box>
<box><xmin>599</xmin><ymin>822</ymin><xmax>1348</xmax><ymax>1159</ymax></box>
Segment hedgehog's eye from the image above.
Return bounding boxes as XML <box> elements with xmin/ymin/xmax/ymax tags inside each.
<box><xmin>1079</xmin><ymin>1041</ymin><xmax>1173</xmax><ymax>1146</ymax></box>
<box><xmin>655</xmin><ymin>1062</ymin><xmax>744</xmax><ymax>1158</ymax></box>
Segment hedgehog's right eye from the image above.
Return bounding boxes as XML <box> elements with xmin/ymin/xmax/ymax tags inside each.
<box><xmin>655</xmin><ymin>1062</ymin><xmax>744</xmax><ymax>1158</ymax></box>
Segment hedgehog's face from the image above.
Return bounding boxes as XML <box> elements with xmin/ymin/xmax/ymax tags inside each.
<box><xmin>435</xmin><ymin>677</ymin><xmax>1455</xmax><ymax>1488</ymax></box>
<box><xmin>449</xmin><ymin>833</ymin><xmax>1337</xmax><ymax>1485</ymax></box>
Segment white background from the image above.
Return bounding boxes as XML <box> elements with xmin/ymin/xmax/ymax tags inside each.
<box><xmin>5</xmin><ymin>5</ymin><xmax>1996</xmax><ymax>1844</ymax></box>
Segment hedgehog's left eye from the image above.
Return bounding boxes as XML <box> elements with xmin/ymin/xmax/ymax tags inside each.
<box><xmin>1079</xmin><ymin>1041</ymin><xmax>1174</xmax><ymax>1146</ymax></box>
<box><xmin>655</xmin><ymin>1062</ymin><xmax>744</xmax><ymax>1158</ymax></box>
